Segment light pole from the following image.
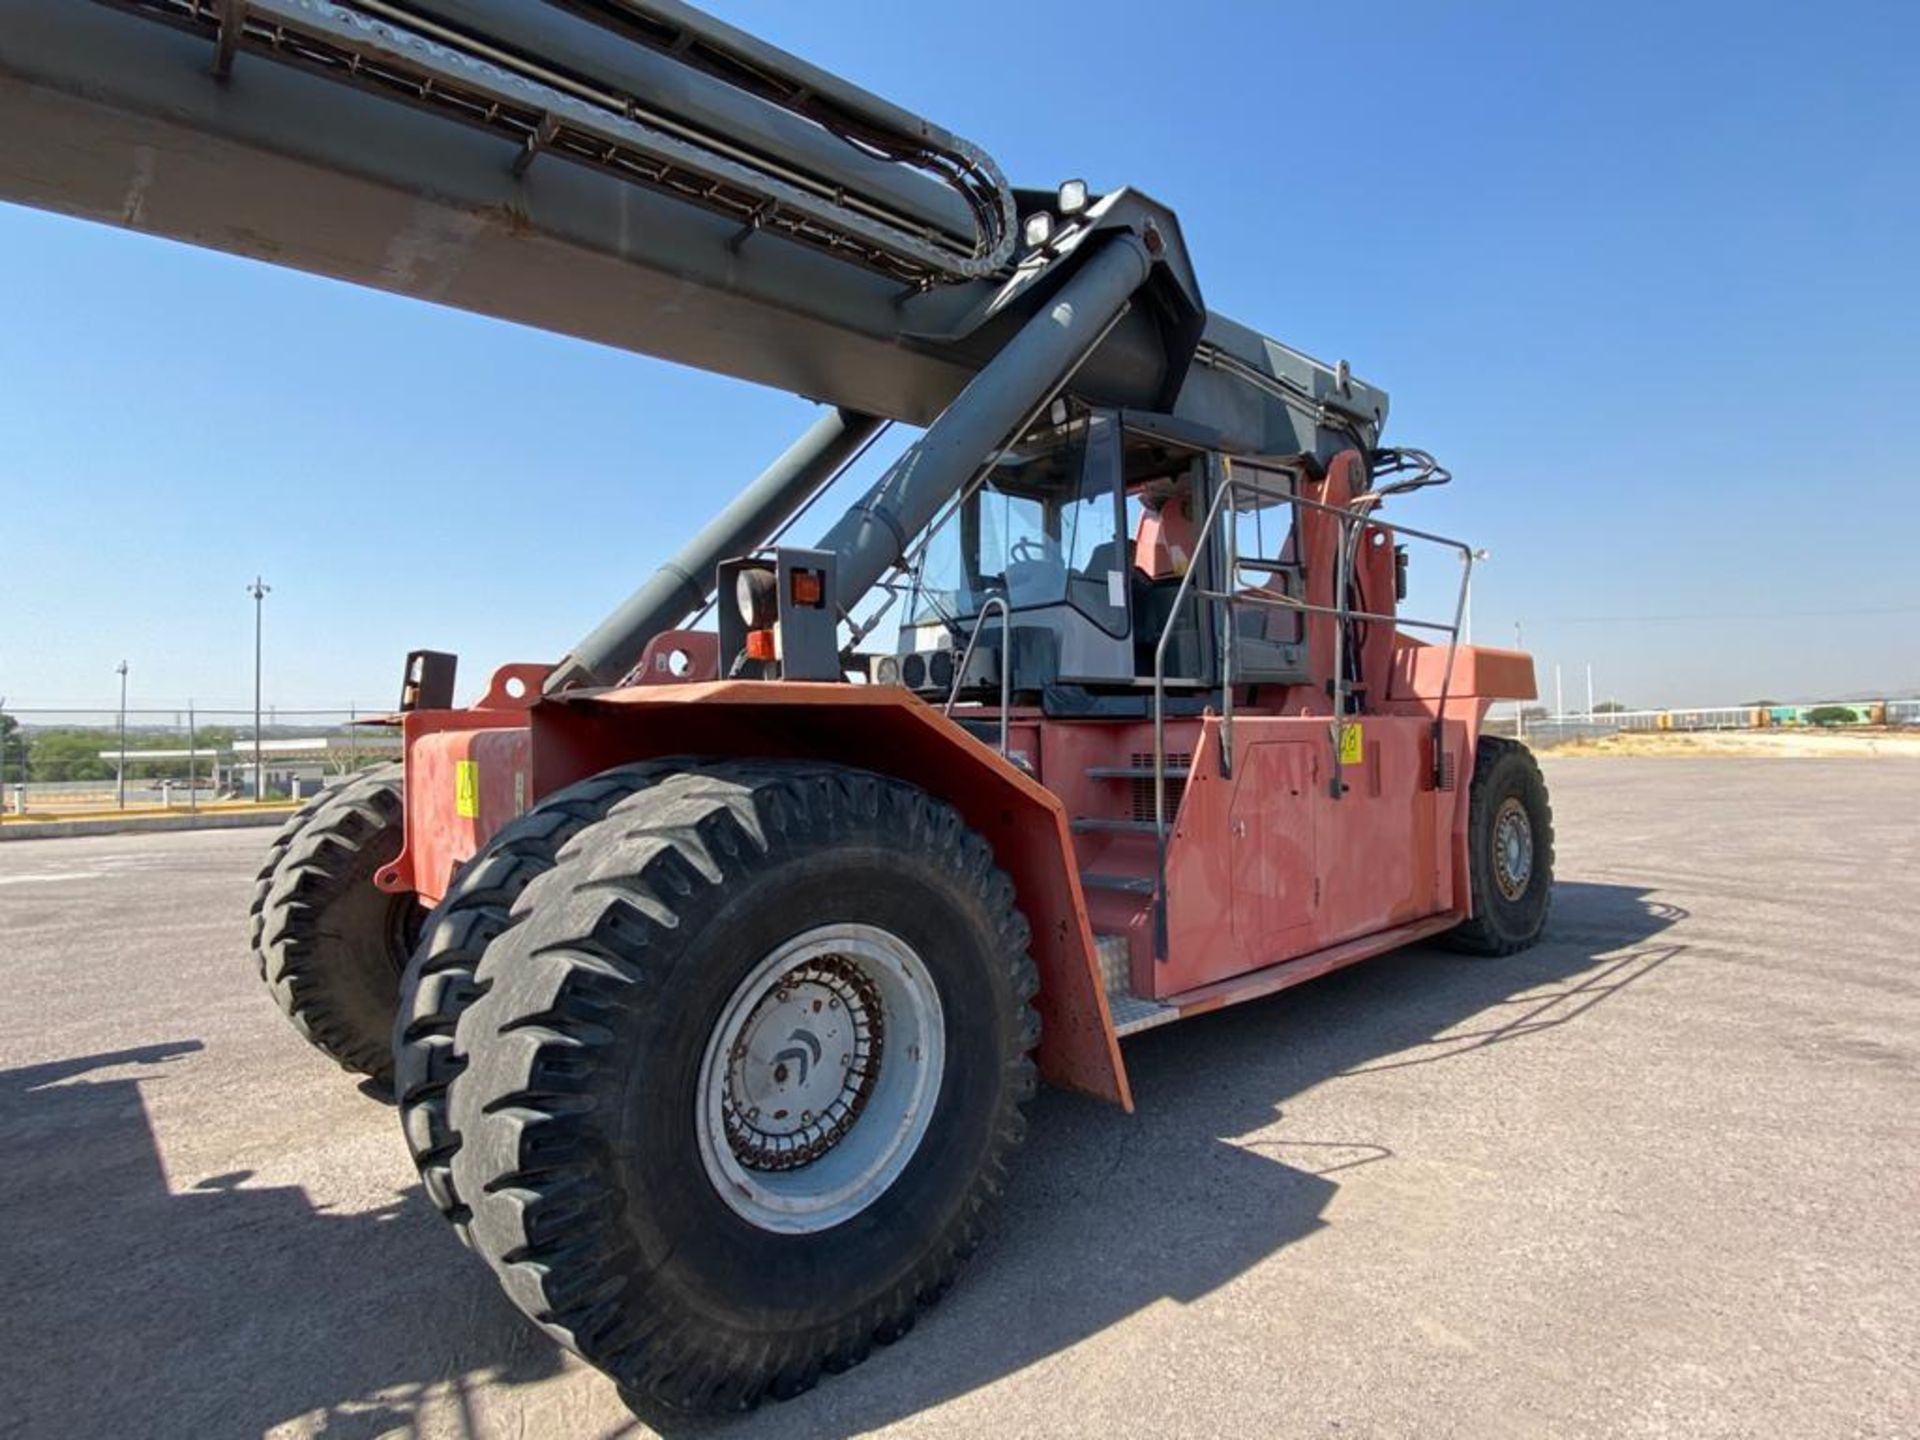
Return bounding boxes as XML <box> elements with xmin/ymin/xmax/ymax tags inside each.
<box><xmin>248</xmin><ymin>576</ymin><xmax>271</xmax><ymax>802</ymax></box>
<box><xmin>1513</xmin><ymin>621</ymin><xmax>1525</xmax><ymax>740</ymax></box>
<box><xmin>115</xmin><ymin>660</ymin><xmax>129</xmax><ymax>809</ymax></box>
<box><xmin>1463</xmin><ymin>548</ymin><xmax>1489</xmax><ymax>646</ymax></box>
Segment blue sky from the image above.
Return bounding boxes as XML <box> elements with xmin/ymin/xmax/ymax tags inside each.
<box><xmin>2</xmin><ymin>0</ymin><xmax>1915</xmax><ymax>711</ymax></box>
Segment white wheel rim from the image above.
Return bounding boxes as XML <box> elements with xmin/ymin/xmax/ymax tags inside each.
<box><xmin>1493</xmin><ymin>797</ymin><xmax>1534</xmax><ymax>901</ymax></box>
<box><xmin>695</xmin><ymin>923</ymin><xmax>945</xmax><ymax>1234</ymax></box>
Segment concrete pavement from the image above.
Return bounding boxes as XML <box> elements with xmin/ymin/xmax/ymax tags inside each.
<box><xmin>1</xmin><ymin>757</ymin><xmax>1914</xmax><ymax>1438</ymax></box>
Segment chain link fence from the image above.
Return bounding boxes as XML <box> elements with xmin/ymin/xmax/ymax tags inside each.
<box><xmin>0</xmin><ymin>708</ymin><xmax>400</xmax><ymax>818</ymax></box>
<box><xmin>1489</xmin><ymin>698</ymin><xmax>1920</xmax><ymax>746</ymax></box>
<box><xmin>6</xmin><ymin>693</ymin><xmax>1914</xmax><ymax>817</ymax></box>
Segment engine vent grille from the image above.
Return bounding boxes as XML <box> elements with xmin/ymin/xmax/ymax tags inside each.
<box><xmin>1129</xmin><ymin>752</ymin><xmax>1189</xmax><ymax>823</ymax></box>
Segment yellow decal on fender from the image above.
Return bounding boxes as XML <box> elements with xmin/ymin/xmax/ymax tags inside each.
<box><xmin>455</xmin><ymin>759</ymin><xmax>480</xmax><ymax>819</ymax></box>
<box><xmin>1339</xmin><ymin>722</ymin><xmax>1364</xmax><ymax>765</ymax></box>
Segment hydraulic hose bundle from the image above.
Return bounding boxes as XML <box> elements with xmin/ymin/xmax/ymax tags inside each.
<box><xmin>100</xmin><ymin>0</ymin><xmax>1018</xmax><ymax>282</ymax></box>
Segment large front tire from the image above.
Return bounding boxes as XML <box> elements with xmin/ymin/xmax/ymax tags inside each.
<box><xmin>393</xmin><ymin>761</ymin><xmax>678</xmax><ymax>1236</ymax></box>
<box><xmin>449</xmin><ymin>762</ymin><xmax>1039</xmax><ymax>1413</ymax></box>
<box><xmin>1441</xmin><ymin>736</ymin><xmax>1555</xmax><ymax>955</ymax></box>
<box><xmin>250</xmin><ymin>763</ymin><xmax>418</xmax><ymax>1085</ymax></box>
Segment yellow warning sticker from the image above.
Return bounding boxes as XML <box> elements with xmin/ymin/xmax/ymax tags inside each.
<box><xmin>455</xmin><ymin>759</ymin><xmax>480</xmax><ymax>819</ymax></box>
<box><xmin>1339</xmin><ymin>722</ymin><xmax>1364</xmax><ymax>765</ymax></box>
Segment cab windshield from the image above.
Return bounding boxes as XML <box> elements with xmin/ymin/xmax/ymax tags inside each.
<box><xmin>909</xmin><ymin>412</ymin><xmax>1126</xmax><ymax>637</ymax></box>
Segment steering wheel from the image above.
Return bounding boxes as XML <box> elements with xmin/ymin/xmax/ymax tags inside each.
<box><xmin>1009</xmin><ymin>537</ymin><xmax>1049</xmax><ymax>563</ymax></box>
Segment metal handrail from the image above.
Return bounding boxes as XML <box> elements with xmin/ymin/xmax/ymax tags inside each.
<box><xmin>1151</xmin><ymin>463</ymin><xmax>1239</xmax><ymax>832</ymax></box>
<box><xmin>1149</xmin><ymin>464</ymin><xmax>1242</xmax><ymax>958</ymax></box>
<box><xmin>1148</xmin><ymin>457</ymin><xmax>1481</xmax><ymax>958</ymax></box>
<box><xmin>944</xmin><ymin>595</ymin><xmax>1011</xmax><ymax>755</ymax></box>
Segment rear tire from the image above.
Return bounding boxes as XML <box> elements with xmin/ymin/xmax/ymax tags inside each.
<box><xmin>1441</xmin><ymin>736</ymin><xmax>1554</xmax><ymax>955</ymax></box>
<box><xmin>251</xmin><ymin>763</ymin><xmax>417</xmax><ymax>1085</ymax></box>
<box><xmin>449</xmin><ymin>761</ymin><xmax>1039</xmax><ymax>1413</ymax></box>
<box><xmin>393</xmin><ymin>761</ymin><xmax>680</xmax><ymax>1237</ymax></box>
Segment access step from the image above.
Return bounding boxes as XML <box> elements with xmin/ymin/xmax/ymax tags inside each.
<box><xmin>1085</xmin><ymin>764</ymin><xmax>1191</xmax><ymax>780</ymax></box>
<box><xmin>1094</xmin><ymin>934</ymin><xmax>1177</xmax><ymax>1037</ymax></box>
<box><xmin>1070</xmin><ymin>817</ymin><xmax>1161</xmax><ymax>834</ymax></box>
<box><xmin>1080</xmin><ymin>871</ymin><xmax>1155</xmax><ymax>895</ymax></box>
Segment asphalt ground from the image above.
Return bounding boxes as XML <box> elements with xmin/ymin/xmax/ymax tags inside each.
<box><xmin>1</xmin><ymin>757</ymin><xmax>1914</xmax><ymax>1439</ymax></box>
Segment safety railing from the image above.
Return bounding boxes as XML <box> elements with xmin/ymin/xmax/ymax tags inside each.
<box><xmin>1150</xmin><ymin>458</ymin><xmax>1480</xmax><ymax>953</ymax></box>
<box><xmin>944</xmin><ymin>595</ymin><xmax>1012</xmax><ymax>755</ymax></box>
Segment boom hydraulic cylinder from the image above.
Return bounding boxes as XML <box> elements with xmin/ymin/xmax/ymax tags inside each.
<box><xmin>547</xmin><ymin>406</ymin><xmax>886</xmax><ymax>692</ymax></box>
<box><xmin>816</xmin><ymin>233</ymin><xmax>1155</xmax><ymax>615</ymax></box>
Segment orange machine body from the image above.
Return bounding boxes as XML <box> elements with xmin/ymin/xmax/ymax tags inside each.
<box><xmin>382</xmin><ymin>656</ymin><xmax>1528</xmax><ymax>1111</ymax></box>
<box><xmin>380</xmin><ymin>452</ymin><xmax>1535</xmax><ymax>1110</ymax></box>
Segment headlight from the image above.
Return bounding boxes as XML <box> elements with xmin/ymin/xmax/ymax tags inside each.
<box><xmin>735</xmin><ymin>567</ymin><xmax>778</xmax><ymax>627</ymax></box>
<box><xmin>928</xmin><ymin>649</ymin><xmax>955</xmax><ymax>691</ymax></box>
<box><xmin>874</xmin><ymin>654</ymin><xmax>902</xmax><ymax>686</ymax></box>
<box><xmin>902</xmin><ymin>652</ymin><xmax>927</xmax><ymax>689</ymax></box>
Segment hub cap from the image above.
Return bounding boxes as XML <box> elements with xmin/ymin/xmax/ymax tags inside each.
<box><xmin>1492</xmin><ymin>797</ymin><xmax>1534</xmax><ymax>902</ymax></box>
<box><xmin>696</xmin><ymin>924</ymin><xmax>944</xmax><ymax>1234</ymax></box>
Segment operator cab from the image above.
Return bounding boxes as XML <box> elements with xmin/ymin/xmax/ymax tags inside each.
<box><xmin>895</xmin><ymin>404</ymin><xmax>1309</xmax><ymax>701</ymax></box>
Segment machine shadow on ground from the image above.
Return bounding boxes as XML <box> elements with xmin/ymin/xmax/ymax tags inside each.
<box><xmin>641</xmin><ymin>880</ymin><xmax>1689</xmax><ymax>1440</ymax></box>
<box><xmin>0</xmin><ymin>1042</ymin><xmax>565</xmax><ymax>1438</ymax></box>
<box><xmin>0</xmin><ymin>882</ymin><xmax>1682</xmax><ymax>1438</ymax></box>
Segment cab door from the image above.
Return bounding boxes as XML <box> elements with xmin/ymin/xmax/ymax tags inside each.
<box><xmin>1219</xmin><ymin>457</ymin><xmax>1310</xmax><ymax>687</ymax></box>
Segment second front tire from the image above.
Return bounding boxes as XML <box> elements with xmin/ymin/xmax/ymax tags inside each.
<box><xmin>1441</xmin><ymin>735</ymin><xmax>1555</xmax><ymax>955</ymax></box>
<box><xmin>251</xmin><ymin>763</ymin><xmax>416</xmax><ymax>1085</ymax></box>
<box><xmin>449</xmin><ymin>761</ymin><xmax>1039</xmax><ymax>1413</ymax></box>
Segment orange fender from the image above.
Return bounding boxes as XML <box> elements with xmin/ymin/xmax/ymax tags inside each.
<box><xmin>527</xmin><ymin>681</ymin><xmax>1132</xmax><ymax>1110</ymax></box>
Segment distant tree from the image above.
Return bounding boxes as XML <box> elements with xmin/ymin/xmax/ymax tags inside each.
<box><xmin>0</xmin><ymin>713</ymin><xmax>26</xmax><ymax>780</ymax></box>
<box><xmin>1593</xmin><ymin>699</ymin><xmax>1629</xmax><ymax>714</ymax></box>
<box><xmin>1520</xmin><ymin>704</ymin><xmax>1550</xmax><ymax>722</ymax></box>
<box><xmin>1743</xmin><ymin>699</ymin><xmax>1781</xmax><ymax>708</ymax></box>
<box><xmin>1807</xmin><ymin>705</ymin><xmax>1859</xmax><ymax>727</ymax></box>
<box><xmin>21</xmin><ymin>729</ymin><xmax>200</xmax><ymax>782</ymax></box>
<box><xmin>27</xmin><ymin>730</ymin><xmax>115</xmax><ymax>782</ymax></box>
<box><xmin>4</xmin><ymin>722</ymin><xmax>251</xmax><ymax>785</ymax></box>
<box><xmin>125</xmin><ymin>752</ymin><xmax>180</xmax><ymax>782</ymax></box>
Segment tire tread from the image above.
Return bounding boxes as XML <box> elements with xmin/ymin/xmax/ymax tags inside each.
<box><xmin>393</xmin><ymin>761</ymin><xmax>681</xmax><ymax>1236</ymax></box>
<box><xmin>1441</xmin><ymin>735</ymin><xmax>1555</xmax><ymax>955</ymax></box>
<box><xmin>251</xmin><ymin>763</ymin><xmax>408</xmax><ymax>1081</ymax></box>
<box><xmin>450</xmin><ymin>760</ymin><xmax>1038</xmax><ymax>1413</ymax></box>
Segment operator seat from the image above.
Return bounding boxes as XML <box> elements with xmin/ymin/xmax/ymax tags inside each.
<box><xmin>1128</xmin><ymin>496</ymin><xmax>1204</xmax><ymax>678</ymax></box>
<box><xmin>1068</xmin><ymin>540</ymin><xmax>1125</xmax><ymax>621</ymax></box>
